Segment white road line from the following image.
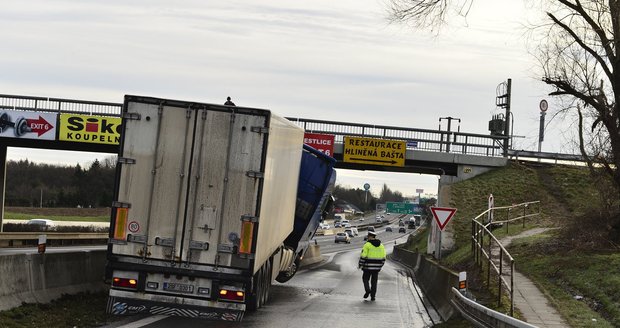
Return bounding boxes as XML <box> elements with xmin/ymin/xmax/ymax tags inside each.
<box><xmin>117</xmin><ymin>315</ymin><xmax>167</xmax><ymax>328</ymax></box>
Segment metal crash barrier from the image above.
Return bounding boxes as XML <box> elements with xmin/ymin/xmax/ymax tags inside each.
<box><xmin>0</xmin><ymin>232</ymin><xmax>108</xmax><ymax>247</ymax></box>
<box><xmin>451</xmin><ymin>287</ymin><xmax>538</xmax><ymax>328</ymax></box>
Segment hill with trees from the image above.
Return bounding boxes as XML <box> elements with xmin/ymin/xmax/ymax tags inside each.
<box><xmin>5</xmin><ymin>157</ymin><xmax>115</xmax><ymax>208</ymax></box>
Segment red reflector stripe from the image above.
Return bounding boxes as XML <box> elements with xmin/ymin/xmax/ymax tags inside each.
<box><xmin>239</xmin><ymin>222</ymin><xmax>254</xmax><ymax>254</ymax></box>
<box><xmin>114</xmin><ymin>208</ymin><xmax>128</xmax><ymax>240</ymax></box>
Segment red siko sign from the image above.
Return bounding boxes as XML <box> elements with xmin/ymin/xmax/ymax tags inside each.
<box><xmin>303</xmin><ymin>133</ymin><xmax>335</xmax><ymax>156</ymax></box>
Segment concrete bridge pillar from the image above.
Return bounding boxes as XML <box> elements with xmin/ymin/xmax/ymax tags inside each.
<box><xmin>428</xmin><ymin>164</ymin><xmax>497</xmax><ymax>259</ymax></box>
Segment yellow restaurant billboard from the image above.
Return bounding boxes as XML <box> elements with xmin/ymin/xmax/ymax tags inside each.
<box><xmin>58</xmin><ymin>114</ymin><xmax>121</xmax><ymax>145</ymax></box>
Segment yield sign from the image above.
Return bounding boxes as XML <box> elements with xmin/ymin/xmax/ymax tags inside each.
<box><xmin>431</xmin><ymin>206</ymin><xmax>457</xmax><ymax>231</ymax></box>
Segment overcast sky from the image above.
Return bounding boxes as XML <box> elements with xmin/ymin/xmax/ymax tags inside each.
<box><xmin>1</xmin><ymin>1</ymin><xmax>573</xmax><ymax>198</ymax></box>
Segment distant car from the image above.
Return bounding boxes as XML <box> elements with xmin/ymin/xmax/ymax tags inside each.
<box><xmin>385</xmin><ymin>226</ymin><xmax>393</xmax><ymax>232</ymax></box>
<box><xmin>398</xmin><ymin>221</ymin><xmax>405</xmax><ymax>227</ymax></box>
<box><xmin>334</xmin><ymin>221</ymin><xmax>342</xmax><ymax>228</ymax></box>
<box><xmin>399</xmin><ymin>227</ymin><xmax>406</xmax><ymax>233</ymax></box>
<box><xmin>344</xmin><ymin>229</ymin><xmax>355</xmax><ymax>238</ymax></box>
<box><xmin>343</xmin><ymin>223</ymin><xmax>352</xmax><ymax>228</ymax></box>
<box><xmin>375</xmin><ymin>218</ymin><xmax>382</xmax><ymax>223</ymax></box>
<box><xmin>27</xmin><ymin>219</ymin><xmax>55</xmax><ymax>227</ymax></box>
<box><xmin>319</xmin><ymin>222</ymin><xmax>330</xmax><ymax>229</ymax></box>
<box><xmin>381</xmin><ymin>215</ymin><xmax>385</xmax><ymax>218</ymax></box>
<box><xmin>357</xmin><ymin>218</ymin><xmax>365</xmax><ymax>222</ymax></box>
<box><xmin>335</xmin><ymin>232</ymin><xmax>351</xmax><ymax>243</ymax></box>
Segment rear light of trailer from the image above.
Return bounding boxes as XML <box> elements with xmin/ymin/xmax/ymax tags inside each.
<box><xmin>219</xmin><ymin>288</ymin><xmax>245</xmax><ymax>302</ymax></box>
<box><xmin>113</xmin><ymin>277</ymin><xmax>138</xmax><ymax>289</ymax></box>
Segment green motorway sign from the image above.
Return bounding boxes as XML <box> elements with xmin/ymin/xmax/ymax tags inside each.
<box><xmin>386</xmin><ymin>202</ymin><xmax>422</xmax><ymax>214</ymax></box>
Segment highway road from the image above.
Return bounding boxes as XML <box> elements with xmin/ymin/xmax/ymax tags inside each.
<box><xmin>107</xmin><ymin>220</ymin><xmax>436</xmax><ymax>328</ymax></box>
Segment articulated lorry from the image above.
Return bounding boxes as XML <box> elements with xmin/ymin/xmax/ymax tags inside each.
<box><xmin>106</xmin><ymin>95</ymin><xmax>336</xmax><ymax>321</ymax></box>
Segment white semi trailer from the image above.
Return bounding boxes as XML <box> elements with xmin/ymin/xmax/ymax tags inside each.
<box><xmin>106</xmin><ymin>95</ymin><xmax>335</xmax><ymax>321</ymax></box>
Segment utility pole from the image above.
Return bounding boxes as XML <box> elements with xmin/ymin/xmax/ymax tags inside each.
<box><xmin>438</xmin><ymin>116</ymin><xmax>461</xmax><ymax>153</ymax></box>
<box><xmin>495</xmin><ymin>78</ymin><xmax>512</xmax><ymax>155</ymax></box>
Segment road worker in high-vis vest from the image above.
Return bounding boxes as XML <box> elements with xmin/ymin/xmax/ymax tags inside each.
<box><xmin>358</xmin><ymin>231</ymin><xmax>386</xmax><ymax>301</ymax></box>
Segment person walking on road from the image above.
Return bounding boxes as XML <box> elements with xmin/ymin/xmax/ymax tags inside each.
<box><xmin>359</xmin><ymin>231</ymin><xmax>386</xmax><ymax>301</ymax></box>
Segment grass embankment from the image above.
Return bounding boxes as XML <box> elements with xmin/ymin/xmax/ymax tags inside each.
<box><xmin>403</xmin><ymin>161</ymin><xmax>619</xmax><ymax>327</ymax></box>
<box><xmin>4</xmin><ymin>206</ymin><xmax>110</xmax><ymax>222</ymax></box>
<box><xmin>0</xmin><ymin>292</ymin><xmax>121</xmax><ymax>328</ymax></box>
<box><xmin>0</xmin><ymin>207</ymin><xmax>117</xmax><ymax>327</ymax></box>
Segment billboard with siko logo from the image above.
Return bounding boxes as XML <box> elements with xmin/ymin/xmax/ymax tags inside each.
<box><xmin>58</xmin><ymin>114</ymin><xmax>122</xmax><ymax>145</ymax></box>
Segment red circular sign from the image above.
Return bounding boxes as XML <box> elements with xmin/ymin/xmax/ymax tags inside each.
<box><xmin>128</xmin><ymin>221</ymin><xmax>140</xmax><ymax>233</ymax></box>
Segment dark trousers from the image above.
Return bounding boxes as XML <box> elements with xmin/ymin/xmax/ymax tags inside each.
<box><xmin>362</xmin><ymin>270</ymin><xmax>379</xmax><ymax>297</ymax></box>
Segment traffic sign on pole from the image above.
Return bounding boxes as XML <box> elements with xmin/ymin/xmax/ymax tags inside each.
<box><xmin>430</xmin><ymin>206</ymin><xmax>457</xmax><ymax>231</ymax></box>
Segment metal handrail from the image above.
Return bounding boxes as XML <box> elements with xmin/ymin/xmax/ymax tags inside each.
<box><xmin>286</xmin><ymin>116</ymin><xmax>507</xmax><ymax>157</ymax></box>
<box><xmin>470</xmin><ymin>201</ymin><xmax>541</xmax><ymax>316</ymax></box>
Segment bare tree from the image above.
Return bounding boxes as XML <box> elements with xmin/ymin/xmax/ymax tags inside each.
<box><xmin>538</xmin><ymin>1</ymin><xmax>620</xmax><ymax>202</ymax></box>
<box><xmin>389</xmin><ymin>0</ymin><xmax>620</xmax><ymax>208</ymax></box>
<box><xmin>387</xmin><ymin>0</ymin><xmax>473</xmax><ymax>32</ymax></box>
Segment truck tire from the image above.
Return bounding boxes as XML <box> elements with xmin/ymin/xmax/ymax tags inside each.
<box><xmin>275</xmin><ymin>257</ymin><xmax>299</xmax><ymax>283</ymax></box>
<box><xmin>247</xmin><ymin>264</ymin><xmax>265</xmax><ymax>311</ymax></box>
<box><xmin>261</xmin><ymin>259</ymin><xmax>272</xmax><ymax>305</ymax></box>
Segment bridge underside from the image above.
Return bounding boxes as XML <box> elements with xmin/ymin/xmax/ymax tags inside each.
<box><xmin>333</xmin><ymin>154</ymin><xmax>458</xmax><ymax>176</ymax></box>
<box><xmin>2</xmin><ymin>138</ymin><xmax>117</xmax><ymax>153</ymax></box>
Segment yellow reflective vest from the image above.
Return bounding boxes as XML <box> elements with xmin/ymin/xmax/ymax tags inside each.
<box><xmin>359</xmin><ymin>240</ymin><xmax>386</xmax><ymax>271</ymax></box>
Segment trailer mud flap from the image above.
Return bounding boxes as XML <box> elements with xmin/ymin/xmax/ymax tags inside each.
<box><xmin>107</xmin><ymin>296</ymin><xmax>244</xmax><ymax>322</ymax></box>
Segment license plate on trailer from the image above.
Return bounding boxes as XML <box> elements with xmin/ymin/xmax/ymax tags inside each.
<box><xmin>163</xmin><ymin>282</ymin><xmax>194</xmax><ymax>294</ymax></box>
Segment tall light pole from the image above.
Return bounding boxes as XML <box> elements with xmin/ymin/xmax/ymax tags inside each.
<box><xmin>496</xmin><ymin>78</ymin><xmax>512</xmax><ymax>155</ymax></box>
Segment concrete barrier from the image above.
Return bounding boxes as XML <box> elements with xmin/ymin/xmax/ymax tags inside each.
<box><xmin>392</xmin><ymin>246</ymin><xmax>458</xmax><ymax>321</ymax></box>
<box><xmin>300</xmin><ymin>244</ymin><xmax>323</xmax><ymax>267</ymax></box>
<box><xmin>0</xmin><ymin>250</ymin><xmax>107</xmax><ymax>311</ymax></box>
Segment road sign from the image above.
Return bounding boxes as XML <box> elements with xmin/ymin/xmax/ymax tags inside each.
<box><xmin>487</xmin><ymin>194</ymin><xmax>494</xmax><ymax>223</ymax></box>
<box><xmin>343</xmin><ymin>136</ymin><xmax>405</xmax><ymax>167</ymax></box>
<box><xmin>386</xmin><ymin>202</ymin><xmax>421</xmax><ymax>214</ymax></box>
<box><xmin>363</xmin><ymin>183</ymin><xmax>370</xmax><ymax>191</ymax></box>
<box><xmin>430</xmin><ymin>206</ymin><xmax>457</xmax><ymax>231</ymax></box>
<box><xmin>539</xmin><ymin>99</ymin><xmax>548</xmax><ymax>112</ymax></box>
<box><xmin>303</xmin><ymin>133</ymin><xmax>335</xmax><ymax>156</ymax></box>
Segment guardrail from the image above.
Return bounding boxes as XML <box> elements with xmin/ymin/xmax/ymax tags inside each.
<box><xmin>0</xmin><ymin>232</ymin><xmax>108</xmax><ymax>247</ymax></box>
<box><xmin>450</xmin><ymin>287</ymin><xmax>538</xmax><ymax>328</ymax></box>
<box><xmin>470</xmin><ymin>201</ymin><xmax>541</xmax><ymax>316</ymax></box>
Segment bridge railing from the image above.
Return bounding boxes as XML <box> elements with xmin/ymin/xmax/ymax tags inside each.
<box><xmin>0</xmin><ymin>94</ymin><xmax>122</xmax><ymax>116</ymax></box>
<box><xmin>5</xmin><ymin>93</ymin><xmax>588</xmax><ymax>160</ymax></box>
<box><xmin>286</xmin><ymin>117</ymin><xmax>507</xmax><ymax>157</ymax></box>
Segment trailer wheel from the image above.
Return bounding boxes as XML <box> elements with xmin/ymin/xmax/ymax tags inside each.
<box><xmin>247</xmin><ymin>264</ymin><xmax>264</xmax><ymax>312</ymax></box>
<box><xmin>261</xmin><ymin>259</ymin><xmax>272</xmax><ymax>305</ymax></box>
<box><xmin>275</xmin><ymin>257</ymin><xmax>299</xmax><ymax>283</ymax></box>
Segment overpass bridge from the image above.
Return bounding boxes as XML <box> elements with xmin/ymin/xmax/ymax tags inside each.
<box><xmin>0</xmin><ymin>93</ymin><xmax>514</xmax><ymax>174</ymax></box>
<box><xmin>0</xmin><ymin>93</ymin><xmax>581</xmax><ymax>229</ymax></box>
